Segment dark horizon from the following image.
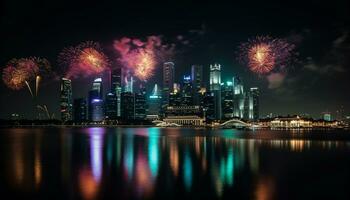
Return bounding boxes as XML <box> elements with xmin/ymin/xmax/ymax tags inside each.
<box><xmin>1</xmin><ymin>0</ymin><xmax>350</xmax><ymax>119</ymax></box>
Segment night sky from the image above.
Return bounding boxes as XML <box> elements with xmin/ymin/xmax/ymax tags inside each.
<box><xmin>0</xmin><ymin>0</ymin><xmax>349</xmax><ymax>119</ymax></box>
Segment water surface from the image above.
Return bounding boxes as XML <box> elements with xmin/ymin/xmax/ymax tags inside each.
<box><xmin>0</xmin><ymin>128</ymin><xmax>349</xmax><ymax>199</ymax></box>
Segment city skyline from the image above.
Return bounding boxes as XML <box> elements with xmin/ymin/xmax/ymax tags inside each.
<box><xmin>1</xmin><ymin>0</ymin><xmax>350</xmax><ymax>119</ymax></box>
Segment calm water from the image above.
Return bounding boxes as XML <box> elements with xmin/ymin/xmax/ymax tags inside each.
<box><xmin>0</xmin><ymin>128</ymin><xmax>350</xmax><ymax>200</ymax></box>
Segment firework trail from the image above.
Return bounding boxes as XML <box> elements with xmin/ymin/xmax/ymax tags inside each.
<box><xmin>113</xmin><ymin>36</ymin><xmax>174</xmax><ymax>81</ymax></box>
<box><xmin>58</xmin><ymin>41</ymin><xmax>110</xmax><ymax>78</ymax></box>
<box><xmin>35</xmin><ymin>76</ymin><xmax>40</xmax><ymax>97</ymax></box>
<box><xmin>238</xmin><ymin>36</ymin><xmax>295</xmax><ymax>75</ymax></box>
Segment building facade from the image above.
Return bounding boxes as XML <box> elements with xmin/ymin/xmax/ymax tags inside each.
<box><xmin>73</xmin><ymin>98</ymin><xmax>87</xmax><ymax>122</ymax></box>
<box><xmin>209</xmin><ymin>64</ymin><xmax>222</xmax><ymax>120</ymax></box>
<box><xmin>60</xmin><ymin>78</ymin><xmax>73</xmax><ymax>121</ymax></box>
<box><xmin>181</xmin><ymin>75</ymin><xmax>193</xmax><ymax>106</ymax></box>
<box><xmin>162</xmin><ymin>62</ymin><xmax>175</xmax><ymax>107</ymax></box>
<box><xmin>135</xmin><ymin>86</ymin><xmax>147</xmax><ymax>120</ymax></box>
<box><xmin>121</xmin><ymin>92</ymin><xmax>135</xmax><ymax>121</ymax></box>
<box><xmin>191</xmin><ymin>65</ymin><xmax>203</xmax><ymax>105</ymax></box>
<box><xmin>105</xmin><ymin>92</ymin><xmax>118</xmax><ymax>120</ymax></box>
<box><xmin>221</xmin><ymin>81</ymin><xmax>234</xmax><ymax>119</ymax></box>
<box><xmin>88</xmin><ymin>78</ymin><xmax>104</xmax><ymax>122</ymax></box>
<box><xmin>111</xmin><ymin>67</ymin><xmax>122</xmax><ymax>117</ymax></box>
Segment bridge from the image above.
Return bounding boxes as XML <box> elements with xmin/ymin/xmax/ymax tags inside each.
<box><xmin>220</xmin><ymin>119</ymin><xmax>251</xmax><ymax>127</ymax></box>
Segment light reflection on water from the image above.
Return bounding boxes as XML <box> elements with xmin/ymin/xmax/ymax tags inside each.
<box><xmin>1</xmin><ymin>128</ymin><xmax>350</xmax><ymax>199</ymax></box>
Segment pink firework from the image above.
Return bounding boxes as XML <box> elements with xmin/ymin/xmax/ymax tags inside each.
<box><xmin>58</xmin><ymin>41</ymin><xmax>110</xmax><ymax>78</ymax></box>
<box><xmin>238</xmin><ymin>36</ymin><xmax>295</xmax><ymax>74</ymax></box>
<box><xmin>114</xmin><ymin>36</ymin><xmax>174</xmax><ymax>81</ymax></box>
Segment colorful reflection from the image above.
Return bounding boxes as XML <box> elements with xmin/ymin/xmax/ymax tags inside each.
<box><xmin>183</xmin><ymin>148</ymin><xmax>193</xmax><ymax>191</ymax></box>
<box><xmin>148</xmin><ymin>128</ymin><xmax>160</xmax><ymax>179</ymax></box>
<box><xmin>124</xmin><ymin>134</ymin><xmax>134</xmax><ymax>181</ymax></box>
<box><xmin>89</xmin><ymin>128</ymin><xmax>104</xmax><ymax>182</ymax></box>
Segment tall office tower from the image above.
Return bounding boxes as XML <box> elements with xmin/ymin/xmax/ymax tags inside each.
<box><xmin>73</xmin><ymin>98</ymin><xmax>87</xmax><ymax>122</ymax></box>
<box><xmin>88</xmin><ymin>78</ymin><xmax>104</xmax><ymax>122</ymax></box>
<box><xmin>162</xmin><ymin>62</ymin><xmax>175</xmax><ymax>106</ymax></box>
<box><xmin>248</xmin><ymin>87</ymin><xmax>259</xmax><ymax>121</ymax></box>
<box><xmin>232</xmin><ymin>76</ymin><xmax>245</xmax><ymax>118</ymax></box>
<box><xmin>121</xmin><ymin>92</ymin><xmax>135</xmax><ymax>121</ymax></box>
<box><xmin>221</xmin><ymin>81</ymin><xmax>234</xmax><ymax>119</ymax></box>
<box><xmin>111</xmin><ymin>67</ymin><xmax>122</xmax><ymax>117</ymax></box>
<box><xmin>60</xmin><ymin>78</ymin><xmax>73</xmax><ymax>121</ymax></box>
<box><xmin>169</xmin><ymin>83</ymin><xmax>181</xmax><ymax>106</ymax></box>
<box><xmin>105</xmin><ymin>92</ymin><xmax>118</xmax><ymax>120</ymax></box>
<box><xmin>124</xmin><ymin>75</ymin><xmax>134</xmax><ymax>93</ymax></box>
<box><xmin>135</xmin><ymin>86</ymin><xmax>147</xmax><ymax>120</ymax></box>
<box><xmin>181</xmin><ymin>75</ymin><xmax>193</xmax><ymax>106</ymax></box>
<box><xmin>191</xmin><ymin>65</ymin><xmax>203</xmax><ymax>105</ymax></box>
<box><xmin>203</xmin><ymin>92</ymin><xmax>215</xmax><ymax>122</ymax></box>
<box><xmin>147</xmin><ymin>84</ymin><xmax>162</xmax><ymax>118</ymax></box>
<box><xmin>209</xmin><ymin>64</ymin><xmax>222</xmax><ymax>120</ymax></box>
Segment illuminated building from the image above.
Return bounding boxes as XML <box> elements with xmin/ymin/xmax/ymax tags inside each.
<box><xmin>105</xmin><ymin>93</ymin><xmax>117</xmax><ymax>120</ymax></box>
<box><xmin>191</xmin><ymin>65</ymin><xmax>203</xmax><ymax>105</ymax></box>
<box><xmin>73</xmin><ymin>98</ymin><xmax>87</xmax><ymax>122</ymax></box>
<box><xmin>165</xmin><ymin>105</ymin><xmax>203</xmax><ymax>117</ymax></box>
<box><xmin>209</xmin><ymin>64</ymin><xmax>222</xmax><ymax>120</ymax></box>
<box><xmin>169</xmin><ymin>83</ymin><xmax>182</xmax><ymax>106</ymax></box>
<box><xmin>89</xmin><ymin>99</ymin><xmax>104</xmax><ymax>122</ymax></box>
<box><xmin>181</xmin><ymin>75</ymin><xmax>193</xmax><ymax>106</ymax></box>
<box><xmin>248</xmin><ymin>87</ymin><xmax>259</xmax><ymax>121</ymax></box>
<box><xmin>163</xmin><ymin>116</ymin><xmax>205</xmax><ymax>126</ymax></box>
<box><xmin>270</xmin><ymin>116</ymin><xmax>312</xmax><ymax>128</ymax></box>
<box><xmin>60</xmin><ymin>78</ymin><xmax>73</xmax><ymax>121</ymax></box>
<box><xmin>202</xmin><ymin>92</ymin><xmax>215</xmax><ymax>122</ymax></box>
<box><xmin>221</xmin><ymin>81</ymin><xmax>234</xmax><ymax>119</ymax></box>
<box><xmin>121</xmin><ymin>92</ymin><xmax>135</xmax><ymax>121</ymax></box>
<box><xmin>162</xmin><ymin>62</ymin><xmax>175</xmax><ymax>107</ymax></box>
<box><xmin>111</xmin><ymin>67</ymin><xmax>122</xmax><ymax>117</ymax></box>
<box><xmin>232</xmin><ymin>76</ymin><xmax>245</xmax><ymax>118</ymax></box>
<box><xmin>135</xmin><ymin>86</ymin><xmax>147</xmax><ymax>120</ymax></box>
<box><xmin>147</xmin><ymin>84</ymin><xmax>162</xmax><ymax>119</ymax></box>
<box><xmin>88</xmin><ymin>78</ymin><xmax>104</xmax><ymax>122</ymax></box>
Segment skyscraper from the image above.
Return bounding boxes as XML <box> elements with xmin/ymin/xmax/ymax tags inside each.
<box><xmin>221</xmin><ymin>81</ymin><xmax>234</xmax><ymax>119</ymax></box>
<box><xmin>162</xmin><ymin>62</ymin><xmax>175</xmax><ymax>106</ymax></box>
<box><xmin>147</xmin><ymin>84</ymin><xmax>162</xmax><ymax>118</ymax></box>
<box><xmin>233</xmin><ymin>76</ymin><xmax>245</xmax><ymax>119</ymax></box>
<box><xmin>121</xmin><ymin>92</ymin><xmax>135</xmax><ymax>121</ymax></box>
<box><xmin>111</xmin><ymin>67</ymin><xmax>122</xmax><ymax>117</ymax></box>
<box><xmin>105</xmin><ymin>92</ymin><xmax>118</xmax><ymax>120</ymax></box>
<box><xmin>203</xmin><ymin>92</ymin><xmax>215</xmax><ymax>122</ymax></box>
<box><xmin>60</xmin><ymin>78</ymin><xmax>73</xmax><ymax>122</ymax></box>
<box><xmin>73</xmin><ymin>98</ymin><xmax>87</xmax><ymax>122</ymax></box>
<box><xmin>209</xmin><ymin>64</ymin><xmax>222</xmax><ymax>120</ymax></box>
<box><xmin>135</xmin><ymin>86</ymin><xmax>147</xmax><ymax>120</ymax></box>
<box><xmin>191</xmin><ymin>65</ymin><xmax>203</xmax><ymax>105</ymax></box>
<box><xmin>88</xmin><ymin>78</ymin><xmax>104</xmax><ymax>122</ymax></box>
<box><xmin>169</xmin><ymin>83</ymin><xmax>181</xmax><ymax>106</ymax></box>
<box><xmin>248</xmin><ymin>87</ymin><xmax>259</xmax><ymax>121</ymax></box>
<box><xmin>181</xmin><ymin>75</ymin><xmax>193</xmax><ymax>106</ymax></box>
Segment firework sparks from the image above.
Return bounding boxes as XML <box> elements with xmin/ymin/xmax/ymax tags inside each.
<box><xmin>238</xmin><ymin>36</ymin><xmax>295</xmax><ymax>74</ymax></box>
<box><xmin>114</xmin><ymin>36</ymin><xmax>174</xmax><ymax>81</ymax></box>
<box><xmin>2</xmin><ymin>57</ymin><xmax>51</xmax><ymax>99</ymax></box>
<box><xmin>58</xmin><ymin>41</ymin><xmax>110</xmax><ymax>78</ymax></box>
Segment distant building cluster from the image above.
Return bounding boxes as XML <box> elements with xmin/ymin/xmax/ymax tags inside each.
<box><xmin>59</xmin><ymin>63</ymin><xmax>259</xmax><ymax>125</ymax></box>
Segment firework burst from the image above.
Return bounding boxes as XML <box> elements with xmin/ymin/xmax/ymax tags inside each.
<box><xmin>58</xmin><ymin>41</ymin><xmax>110</xmax><ymax>78</ymax></box>
<box><xmin>114</xmin><ymin>36</ymin><xmax>174</xmax><ymax>81</ymax></box>
<box><xmin>238</xmin><ymin>36</ymin><xmax>295</xmax><ymax>74</ymax></box>
<box><xmin>2</xmin><ymin>58</ymin><xmax>51</xmax><ymax>92</ymax></box>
